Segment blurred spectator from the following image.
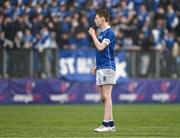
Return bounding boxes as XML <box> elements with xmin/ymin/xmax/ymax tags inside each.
<box><xmin>115</xmin><ymin>29</ymin><xmax>124</xmax><ymax>50</ymax></box>
<box><xmin>162</xmin><ymin>30</ymin><xmax>179</xmax><ymax>77</ymax></box>
<box><xmin>152</xmin><ymin>17</ymin><xmax>166</xmax><ymax>50</ymax></box>
<box><xmin>166</xmin><ymin>5</ymin><xmax>179</xmax><ymax>30</ymax></box>
<box><xmin>35</xmin><ymin>26</ymin><xmax>56</xmax><ymax>51</ymax></box>
<box><xmin>34</xmin><ymin>26</ymin><xmax>57</xmax><ymax>78</ymax></box>
<box><xmin>122</xmin><ymin>31</ymin><xmax>134</xmax><ymax>49</ymax></box>
<box><xmin>135</xmin><ymin>31</ymin><xmax>152</xmax><ymax>51</ymax></box>
<box><xmin>164</xmin><ymin>30</ymin><xmax>177</xmax><ymax>53</ymax></box>
<box><xmin>132</xmin><ymin>0</ymin><xmax>145</xmax><ymax>12</ymax></box>
<box><xmin>14</xmin><ymin>31</ymin><xmax>23</xmax><ymax>49</ymax></box>
<box><xmin>0</xmin><ymin>30</ymin><xmax>13</xmax><ymax>49</ymax></box>
<box><xmin>118</xmin><ymin>0</ymin><xmax>135</xmax><ymax>26</ymax></box>
<box><xmin>23</xmin><ymin>29</ymin><xmax>35</xmax><ymax>49</ymax></box>
<box><xmin>69</xmin><ymin>28</ymin><xmax>90</xmax><ymax>49</ymax></box>
<box><xmin>137</xmin><ymin>4</ymin><xmax>150</xmax><ymax>32</ymax></box>
<box><xmin>4</xmin><ymin>1</ymin><xmax>14</xmax><ymax>18</ymax></box>
<box><xmin>58</xmin><ymin>31</ymin><xmax>70</xmax><ymax>49</ymax></box>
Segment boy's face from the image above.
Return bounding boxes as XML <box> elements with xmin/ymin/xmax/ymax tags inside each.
<box><xmin>94</xmin><ymin>14</ymin><xmax>104</xmax><ymax>27</ymax></box>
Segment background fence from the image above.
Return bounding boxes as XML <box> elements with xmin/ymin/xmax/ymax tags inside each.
<box><xmin>0</xmin><ymin>48</ymin><xmax>180</xmax><ymax>79</ymax></box>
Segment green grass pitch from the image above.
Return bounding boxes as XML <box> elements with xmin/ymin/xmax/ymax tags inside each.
<box><xmin>0</xmin><ymin>104</ymin><xmax>180</xmax><ymax>138</ymax></box>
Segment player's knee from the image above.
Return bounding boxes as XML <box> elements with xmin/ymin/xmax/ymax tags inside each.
<box><xmin>101</xmin><ymin>97</ymin><xmax>105</xmax><ymax>103</ymax></box>
<box><xmin>101</xmin><ymin>95</ymin><xmax>110</xmax><ymax>103</ymax></box>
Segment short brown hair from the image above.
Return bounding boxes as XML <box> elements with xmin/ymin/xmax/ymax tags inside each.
<box><xmin>96</xmin><ymin>9</ymin><xmax>109</xmax><ymax>22</ymax></box>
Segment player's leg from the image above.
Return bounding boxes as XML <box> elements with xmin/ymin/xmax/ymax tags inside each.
<box><xmin>94</xmin><ymin>85</ymin><xmax>110</xmax><ymax>132</ymax></box>
<box><xmin>101</xmin><ymin>84</ymin><xmax>115</xmax><ymax>132</ymax></box>
<box><xmin>101</xmin><ymin>84</ymin><xmax>113</xmax><ymax>121</ymax></box>
<box><xmin>94</xmin><ymin>84</ymin><xmax>115</xmax><ymax>132</ymax></box>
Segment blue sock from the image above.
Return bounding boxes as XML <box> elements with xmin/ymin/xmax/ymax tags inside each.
<box><xmin>102</xmin><ymin>121</ymin><xmax>108</xmax><ymax>127</ymax></box>
<box><xmin>108</xmin><ymin>121</ymin><xmax>115</xmax><ymax>127</ymax></box>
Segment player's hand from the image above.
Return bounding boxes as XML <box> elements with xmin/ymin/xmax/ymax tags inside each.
<box><xmin>88</xmin><ymin>27</ymin><xmax>96</xmax><ymax>36</ymax></box>
<box><xmin>91</xmin><ymin>66</ymin><xmax>97</xmax><ymax>74</ymax></box>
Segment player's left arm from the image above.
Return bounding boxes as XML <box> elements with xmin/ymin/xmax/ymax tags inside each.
<box><xmin>88</xmin><ymin>27</ymin><xmax>109</xmax><ymax>51</ymax></box>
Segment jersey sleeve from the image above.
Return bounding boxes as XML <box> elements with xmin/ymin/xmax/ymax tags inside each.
<box><xmin>102</xmin><ymin>30</ymin><xmax>114</xmax><ymax>46</ymax></box>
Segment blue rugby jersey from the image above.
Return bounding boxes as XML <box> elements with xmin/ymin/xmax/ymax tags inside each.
<box><xmin>96</xmin><ymin>26</ymin><xmax>116</xmax><ymax>70</ymax></box>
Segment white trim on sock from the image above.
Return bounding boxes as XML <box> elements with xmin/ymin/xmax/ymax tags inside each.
<box><xmin>103</xmin><ymin>120</ymin><xmax>109</xmax><ymax>122</ymax></box>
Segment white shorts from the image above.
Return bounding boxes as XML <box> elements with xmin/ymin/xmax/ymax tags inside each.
<box><xmin>96</xmin><ymin>69</ymin><xmax>116</xmax><ymax>86</ymax></box>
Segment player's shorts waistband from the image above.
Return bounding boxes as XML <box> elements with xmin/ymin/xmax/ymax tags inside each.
<box><xmin>96</xmin><ymin>67</ymin><xmax>116</xmax><ymax>71</ymax></box>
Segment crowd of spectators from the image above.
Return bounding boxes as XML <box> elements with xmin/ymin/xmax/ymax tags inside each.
<box><xmin>0</xmin><ymin>0</ymin><xmax>179</xmax><ymax>51</ymax></box>
<box><xmin>0</xmin><ymin>0</ymin><xmax>180</xmax><ymax>78</ymax></box>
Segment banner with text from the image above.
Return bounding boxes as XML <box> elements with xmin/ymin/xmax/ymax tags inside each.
<box><xmin>0</xmin><ymin>79</ymin><xmax>180</xmax><ymax>104</ymax></box>
<box><xmin>59</xmin><ymin>50</ymin><xmax>128</xmax><ymax>82</ymax></box>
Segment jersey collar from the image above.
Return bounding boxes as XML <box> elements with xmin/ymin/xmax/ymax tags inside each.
<box><xmin>100</xmin><ymin>25</ymin><xmax>111</xmax><ymax>32</ymax></box>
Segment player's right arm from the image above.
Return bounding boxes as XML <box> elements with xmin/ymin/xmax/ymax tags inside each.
<box><xmin>88</xmin><ymin>27</ymin><xmax>107</xmax><ymax>51</ymax></box>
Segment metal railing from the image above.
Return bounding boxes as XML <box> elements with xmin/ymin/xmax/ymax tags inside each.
<box><xmin>125</xmin><ymin>49</ymin><xmax>180</xmax><ymax>78</ymax></box>
<box><xmin>0</xmin><ymin>48</ymin><xmax>180</xmax><ymax>78</ymax></box>
<box><xmin>0</xmin><ymin>48</ymin><xmax>58</xmax><ymax>78</ymax></box>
